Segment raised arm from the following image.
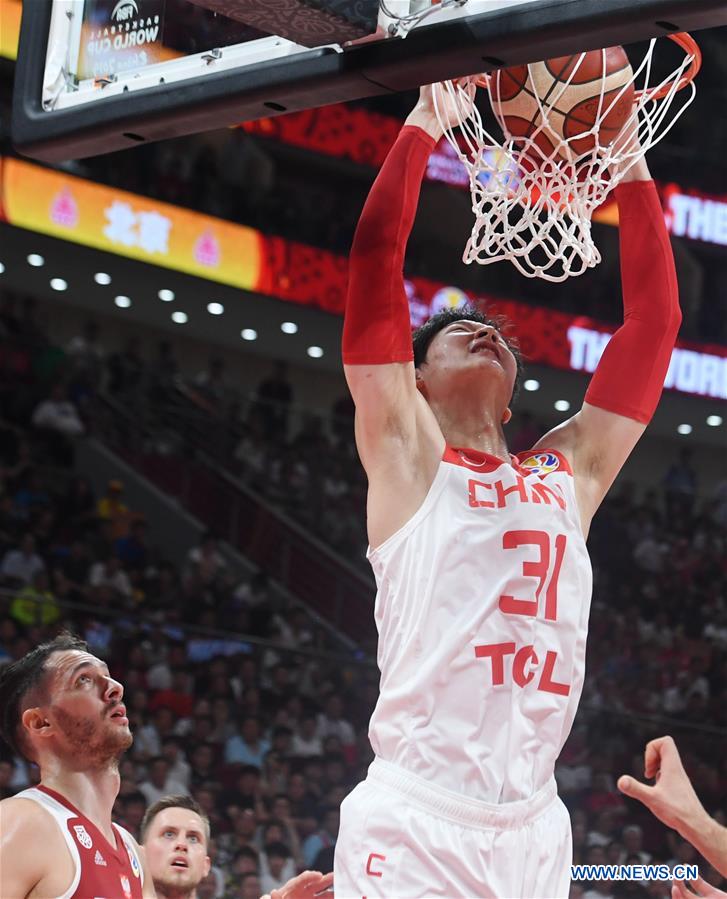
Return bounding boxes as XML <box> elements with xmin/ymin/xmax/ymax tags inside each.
<box><xmin>535</xmin><ymin>154</ymin><xmax>681</xmax><ymax>528</ymax></box>
<box><xmin>342</xmin><ymin>94</ymin><xmax>440</xmax><ymax>452</ymax></box>
<box><xmin>343</xmin><ymin>82</ymin><xmax>475</xmax><ymax>545</ymax></box>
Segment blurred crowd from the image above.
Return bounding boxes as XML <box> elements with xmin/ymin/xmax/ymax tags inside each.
<box><xmin>1</xmin><ymin>292</ymin><xmax>726</xmax><ymax>898</ymax></box>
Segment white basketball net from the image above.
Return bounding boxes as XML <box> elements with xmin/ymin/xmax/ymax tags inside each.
<box><xmin>433</xmin><ymin>37</ymin><xmax>698</xmax><ymax>282</ymax></box>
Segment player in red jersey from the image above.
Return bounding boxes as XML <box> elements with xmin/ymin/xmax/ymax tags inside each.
<box><xmin>141</xmin><ymin>795</ymin><xmax>212</xmax><ymax>899</ymax></box>
<box><xmin>335</xmin><ymin>79</ymin><xmax>682</xmax><ymax>897</ymax></box>
<box><xmin>141</xmin><ymin>794</ymin><xmax>334</xmax><ymax>899</ymax></box>
<box><xmin>0</xmin><ymin>635</ymin><xmax>333</xmax><ymax>899</ymax></box>
<box><xmin>0</xmin><ymin>633</ymin><xmax>152</xmax><ymax>899</ymax></box>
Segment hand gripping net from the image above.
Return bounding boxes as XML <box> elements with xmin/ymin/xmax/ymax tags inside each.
<box><xmin>433</xmin><ymin>34</ymin><xmax>701</xmax><ymax>282</ymax></box>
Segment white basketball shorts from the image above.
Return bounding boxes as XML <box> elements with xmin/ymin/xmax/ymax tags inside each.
<box><xmin>334</xmin><ymin>758</ymin><xmax>572</xmax><ymax>899</ymax></box>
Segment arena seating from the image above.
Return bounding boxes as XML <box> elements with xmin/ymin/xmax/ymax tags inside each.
<box><xmin>1</xmin><ymin>296</ymin><xmax>726</xmax><ymax>898</ymax></box>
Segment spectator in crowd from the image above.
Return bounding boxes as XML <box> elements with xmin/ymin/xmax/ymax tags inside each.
<box><xmin>187</xmin><ymin>532</ymin><xmax>228</xmax><ymax>588</ymax></box>
<box><xmin>316</xmin><ymin>694</ymin><xmax>355</xmax><ymax>751</ymax></box>
<box><xmin>115</xmin><ymin>519</ymin><xmax>150</xmax><ymax>570</ymax></box>
<box><xmin>260</xmin><ymin>842</ymin><xmax>294</xmax><ymax>895</ymax></box>
<box><xmin>150</xmin><ymin>669</ymin><xmax>196</xmax><ymax>719</ymax></box>
<box><xmin>161</xmin><ymin>737</ymin><xmax>192</xmax><ymax>790</ymax></box>
<box><xmin>88</xmin><ymin>553</ymin><xmax>133</xmax><ymax>605</ymax></box>
<box><xmin>292</xmin><ymin>714</ymin><xmax>323</xmax><ymax>758</ymax></box>
<box><xmin>225</xmin><ymin>716</ymin><xmax>270</xmax><ymax>768</ymax></box>
<box><xmin>1</xmin><ymin>533</ymin><xmax>45</xmax><ymax>586</ymax></box>
<box><xmin>139</xmin><ymin>756</ymin><xmax>188</xmax><ymax>805</ymax></box>
<box><xmin>97</xmin><ymin>479</ymin><xmax>135</xmax><ymax>539</ymax></box>
<box><xmin>621</xmin><ymin>824</ymin><xmax>651</xmax><ymax>864</ymax></box>
<box><xmin>218</xmin><ymin>812</ymin><xmax>260</xmax><ymax>867</ymax></box>
<box><xmin>66</xmin><ymin>319</ymin><xmax>105</xmax><ymax>402</ymax></box>
<box><xmin>31</xmin><ymin>384</ymin><xmax>85</xmax><ymax>437</ymax></box>
<box><xmin>12</xmin><ymin>470</ymin><xmax>51</xmax><ymax>520</ymax></box>
<box><xmin>31</xmin><ymin>384</ymin><xmax>86</xmax><ymax>467</ymax></box>
<box><xmin>10</xmin><ymin>570</ymin><xmax>59</xmax><ymax>628</ymax></box>
<box><xmin>148</xmin><ymin>642</ymin><xmax>189</xmax><ymax>691</ymax></box>
<box><xmin>301</xmin><ymin>806</ymin><xmax>339</xmax><ymax>869</ymax></box>
<box><xmin>188</xmin><ymin>743</ymin><xmax>219</xmax><ymax>790</ymax></box>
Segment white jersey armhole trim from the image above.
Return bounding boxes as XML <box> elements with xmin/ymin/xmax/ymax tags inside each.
<box><xmin>115</xmin><ymin>822</ymin><xmax>145</xmax><ymax>887</ymax></box>
<box><xmin>367</xmin><ymin>459</ymin><xmax>450</xmax><ymax>563</ymax></box>
<box><xmin>14</xmin><ymin>788</ymin><xmax>82</xmax><ymax>899</ymax></box>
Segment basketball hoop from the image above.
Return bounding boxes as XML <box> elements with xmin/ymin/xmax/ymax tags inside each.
<box><xmin>434</xmin><ymin>33</ymin><xmax>701</xmax><ymax>282</ymax></box>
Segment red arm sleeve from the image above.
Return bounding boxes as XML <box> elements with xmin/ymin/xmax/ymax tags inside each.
<box><xmin>342</xmin><ymin>125</ymin><xmax>437</xmax><ymax>365</ymax></box>
<box><xmin>584</xmin><ymin>180</ymin><xmax>682</xmax><ymax>424</ymax></box>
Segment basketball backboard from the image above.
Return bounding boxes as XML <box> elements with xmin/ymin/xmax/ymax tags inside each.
<box><xmin>12</xmin><ymin>0</ymin><xmax>727</xmax><ymax>162</ymax></box>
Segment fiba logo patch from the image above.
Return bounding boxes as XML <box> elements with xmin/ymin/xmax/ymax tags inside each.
<box><xmin>127</xmin><ymin>844</ymin><xmax>141</xmax><ymax>878</ymax></box>
<box><xmin>73</xmin><ymin>824</ymin><xmax>93</xmax><ymax>849</ymax></box>
<box><xmin>111</xmin><ymin>0</ymin><xmax>139</xmax><ymax>22</ymax></box>
<box><xmin>520</xmin><ymin>452</ymin><xmax>560</xmax><ymax>476</ymax></box>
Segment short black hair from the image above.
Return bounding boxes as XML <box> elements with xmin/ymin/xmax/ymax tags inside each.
<box><xmin>0</xmin><ymin>633</ymin><xmax>88</xmax><ymax>760</ymax></box>
<box><xmin>264</xmin><ymin>840</ymin><xmax>291</xmax><ymax>860</ymax></box>
<box><xmin>141</xmin><ymin>793</ymin><xmax>210</xmax><ymax>845</ymax></box>
<box><xmin>234</xmin><ymin>846</ymin><xmax>259</xmax><ymax>864</ymax></box>
<box><xmin>412</xmin><ymin>305</ymin><xmax>524</xmax><ymax>403</ymax></box>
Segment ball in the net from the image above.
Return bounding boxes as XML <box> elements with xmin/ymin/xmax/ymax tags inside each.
<box><xmin>491</xmin><ymin>46</ymin><xmax>635</xmax><ymax>158</ymax></box>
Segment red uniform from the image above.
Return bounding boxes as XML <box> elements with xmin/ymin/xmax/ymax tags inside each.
<box><xmin>16</xmin><ymin>785</ymin><xmax>144</xmax><ymax>899</ymax></box>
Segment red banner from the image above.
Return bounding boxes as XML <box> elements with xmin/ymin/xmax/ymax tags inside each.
<box><xmin>2</xmin><ymin>155</ymin><xmax>725</xmax><ymax>400</ymax></box>
<box><xmin>242</xmin><ymin>106</ymin><xmax>727</xmax><ymax>244</ymax></box>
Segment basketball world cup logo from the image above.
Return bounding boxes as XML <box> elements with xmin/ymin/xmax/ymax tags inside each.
<box><xmin>127</xmin><ymin>844</ymin><xmax>141</xmax><ymax>878</ymax></box>
<box><xmin>520</xmin><ymin>452</ymin><xmax>560</xmax><ymax>476</ymax></box>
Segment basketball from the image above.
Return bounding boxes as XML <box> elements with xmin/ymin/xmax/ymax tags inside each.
<box><xmin>491</xmin><ymin>46</ymin><xmax>635</xmax><ymax>158</ymax></box>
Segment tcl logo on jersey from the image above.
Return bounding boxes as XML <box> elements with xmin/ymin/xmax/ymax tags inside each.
<box><xmin>475</xmin><ymin>530</ymin><xmax>572</xmax><ymax>696</ymax></box>
<box><xmin>73</xmin><ymin>825</ymin><xmax>93</xmax><ymax>849</ymax></box>
<box><xmin>475</xmin><ymin>643</ymin><xmax>570</xmax><ymax>695</ymax></box>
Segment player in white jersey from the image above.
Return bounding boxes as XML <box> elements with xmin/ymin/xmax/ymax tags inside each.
<box><xmin>335</xmin><ymin>80</ymin><xmax>682</xmax><ymax>898</ymax></box>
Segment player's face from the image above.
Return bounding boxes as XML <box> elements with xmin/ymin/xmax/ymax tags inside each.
<box><xmin>40</xmin><ymin>650</ymin><xmax>132</xmax><ymax>763</ymax></box>
<box><xmin>144</xmin><ymin>808</ymin><xmax>211</xmax><ymax>894</ymax></box>
<box><xmin>418</xmin><ymin>320</ymin><xmax>517</xmax><ymax>407</ymax></box>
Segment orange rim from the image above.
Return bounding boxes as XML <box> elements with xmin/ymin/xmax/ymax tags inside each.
<box><xmin>637</xmin><ymin>32</ymin><xmax>701</xmax><ymax>100</ymax></box>
<box><xmin>472</xmin><ymin>32</ymin><xmax>701</xmax><ymax>99</ymax></box>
